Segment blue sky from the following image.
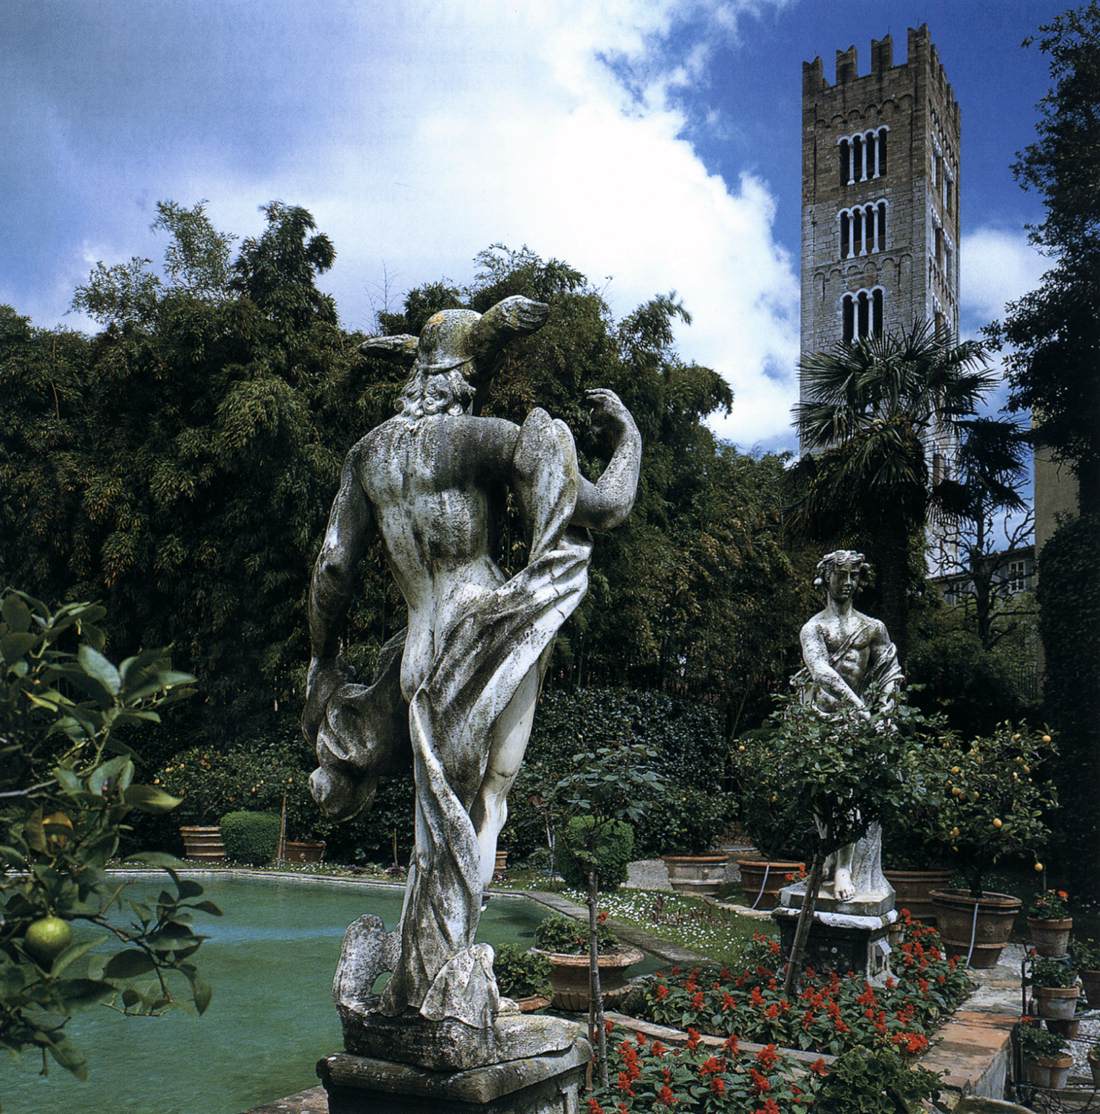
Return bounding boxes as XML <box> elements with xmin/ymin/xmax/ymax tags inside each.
<box><xmin>2</xmin><ymin>0</ymin><xmax>1066</xmax><ymax>450</ymax></box>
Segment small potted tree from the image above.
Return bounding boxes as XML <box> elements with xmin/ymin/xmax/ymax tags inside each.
<box><xmin>1088</xmin><ymin>1038</ymin><xmax>1100</xmax><ymax>1090</ymax></box>
<box><xmin>552</xmin><ymin>739</ymin><xmax>662</xmax><ymax>1088</ymax></box>
<box><xmin>921</xmin><ymin>724</ymin><xmax>1057</xmax><ymax>968</ymax></box>
<box><xmin>1017</xmin><ymin>1021</ymin><xmax>1073</xmax><ymax>1090</ymax></box>
<box><xmin>1029</xmin><ymin>956</ymin><xmax>1080</xmax><ymax>1022</ymax></box>
<box><xmin>1069</xmin><ymin>938</ymin><xmax>1100</xmax><ymax>1009</ymax></box>
<box><xmin>532</xmin><ymin>910</ymin><xmax>642</xmax><ymax>1012</ymax></box>
<box><xmin>657</xmin><ymin>785</ymin><xmax>736</xmax><ymax>896</ymax></box>
<box><xmin>881</xmin><ymin>817</ymin><xmax>952</xmax><ymax>926</ymax></box>
<box><xmin>730</xmin><ymin>729</ymin><xmax>809</xmax><ymax>911</ymax></box>
<box><xmin>1026</xmin><ymin>889</ymin><xmax>1072</xmax><ymax>958</ymax></box>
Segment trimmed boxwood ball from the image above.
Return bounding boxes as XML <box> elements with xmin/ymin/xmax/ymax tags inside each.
<box><xmin>220</xmin><ymin>811</ymin><xmax>280</xmax><ymax>865</ymax></box>
<box><xmin>557</xmin><ymin>816</ymin><xmax>633</xmax><ymax>891</ymax></box>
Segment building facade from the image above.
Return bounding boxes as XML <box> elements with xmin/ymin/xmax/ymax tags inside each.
<box><xmin>800</xmin><ymin>26</ymin><xmax>960</xmax><ymax>390</ymax></box>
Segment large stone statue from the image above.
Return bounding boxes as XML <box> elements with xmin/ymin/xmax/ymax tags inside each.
<box><xmin>303</xmin><ymin>297</ymin><xmax>640</xmax><ymax>1101</ymax></box>
<box><xmin>792</xmin><ymin>549</ymin><xmax>903</xmax><ymax>905</ymax></box>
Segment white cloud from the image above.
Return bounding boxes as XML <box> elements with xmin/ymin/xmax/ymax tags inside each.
<box><xmin>961</xmin><ymin>226</ymin><xmax>1048</xmax><ymax>327</ymax></box>
<box><xmin>20</xmin><ymin>0</ymin><xmax>801</xmax><ymax>447</ymax></box>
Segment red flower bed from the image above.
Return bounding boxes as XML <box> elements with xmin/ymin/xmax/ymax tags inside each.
<box><xmin>630</xmin><ymin>912</ymin><xmax>972</xmax><ymax>1058</ymax></box>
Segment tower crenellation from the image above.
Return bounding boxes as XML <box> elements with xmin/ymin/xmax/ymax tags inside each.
<box><xmin>799</xmin><ymin>24</ymin><xmax>961</xmax><ymax>411</ymax></box>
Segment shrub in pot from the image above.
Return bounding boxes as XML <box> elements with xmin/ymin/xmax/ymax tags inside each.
<box><xmin>911</xmin><ymin>723</ymin><xmax>1057</xmax><ymax>968</ymax></box>
<box><xmin>1088</xmin><ymin>1039</ymin><xmax>1100</xmax><ymax>1090</ymax></box>
<box><xmin>652</xmin><ymin>786</ymin><xmax>736</xmax><ymax>896</ymax></box>
<box><xmin>492</xmin><ymin>943</ymin><xmax>551</xmax><ymax>1010</ymax></box>
<box><xmin>1017</xmin><ymin>1020</ymin><xmax>1072</xmax><ymax>1089</ymax></box>
<box><xmin>730</xmin><ymin>727</ymin><xmax>812</xmax><ymax>910</ymax></box>
<box><xmin>1029</xmin><ymin>956</ymin><xmax>1080</xmax><ymax>1021</ymax></box>
<box><xmin>1026</xmin><ymin>889</ymin><xmax>1072</xmax><ymax>958</ymax></box>
<box><xmin>1069</xmin><ymin>938</ymin><xmax>1100</xmax><ymax>1009</ymax></box>
<box><xmin>531</xmin><ymin>912</ymin><xmax>642</xmax><ymax>1013</ymax></box>
<box><xmin>220</xmin><ymin>810</ymin><xmax>280</xmax><ymax>865</ymax></box>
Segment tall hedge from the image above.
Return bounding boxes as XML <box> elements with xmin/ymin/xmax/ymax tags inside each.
<box><xmin>1037</xmin><ymin>514</ymin><xmax>1100</xmax><ymax>899</ymax></box>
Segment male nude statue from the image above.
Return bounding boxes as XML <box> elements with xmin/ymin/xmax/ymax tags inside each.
<box><xmin>794</xmin><ymin>550</ymin><xmax>902</xmax><ymax>903</ymax></box>
<box><xmin>303</xmin><ymin>297</ymin><xmax>641</xmax><ymax>1027</ymax></box>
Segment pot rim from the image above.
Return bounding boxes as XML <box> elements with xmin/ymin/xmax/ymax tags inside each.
<box><xmin>532</xmin><ymin>946</ymin><xmax>645</xmax><ymax>969</ymax></box>
<box><xmin>1026</xmin><ymin>916</ymin><xmax>1073</xmax><ymax>928</ymax></box>
<box><xmin>662</xmin><ymin>853</ymin><xmax>730</xmax><ymax>864</ymax></box>
<box><xmin>736</xmin><ymin>858</ymin><xmax>805</xmax><ymax>870</ymax></box>
<box><xmin>1033</xmin><ymin>1053</ymin><xmax>1074</xmax><ymax>1067</ymax></box>
<box><xmin>883</xmin><ymin>867</ymin><xmax>953</xmax><ymax>877</ymax></box>
<box><xmin>285</xmin><ymin>839</ymin><xmax>326</xmax><ymax>847</ymax></box>
<box><xmin>1034</xmin><ymin>984</ymin><xmax>1080</xmax><ymax>997</ymax></box>
<box><xmin>928</xmin><ymin>888</ymin><xmax>1022</xmax><ymax>910</ymax></box>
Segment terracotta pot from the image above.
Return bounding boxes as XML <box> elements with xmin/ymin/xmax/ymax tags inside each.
<box><xmin>494</xmin><ymin>849</ymin><xmax>508</xmax><ymax>876</ymax></box>
<box><xmin>662</xmin><ymin>853</ymin><xmax>729</xmax><ymax>897</ymax></box>
<box><xmin>1034</xmin><ymin>984</ymin><xmax>1079</xmax><ymax>1020</ymax></box>
<box><xmin>179</xmin><ymin>825</ymin><xmax>225</xmax><ymax>861</ymax></box>
<box><xmin>515</xmin><ymin>993</ymin><xmax>551</xmax><ymax>1013</ymax></box>
<box><xmin>1024</xmin><ymin>1053</ymin><xmax>1073</xmax><ymax>1090</ymax></box>
<box><xmin>1080</xmin><ymin>968</ymin><xmax>1100</xmax><ymax>1009</ymax></box>
<box><xmin>884</xmin><ymin>868</ymin><xmax>953</xmax><ymax>925</ymax></box>
<box><xmin>1027</xmin><ymin>916</ymin><xmax>1072</xmax><ymax>958</ymax></box>
<box><xmin>737</xmin><ymin>859</ymin><xmax>805</xmax><ymax>911</ymax></box>
<box><xmin>1088</xmin><ymin>1052</ymin><xmax>1100</xmax><ymax>1090</ymax></box>
<box><xmin>929</xmin><ymin>889</ymin><xmax>1021</xmax><ymax>969</ymax></box>
<box><xmin>534</xmin><ymin>947</ymin><xmax>644</xmax><ymax>1011</ymax></box>
<box><xmin>283</xmin><ymin>839</ymin><xmax>325</xmax><ymax>864</ymax></box>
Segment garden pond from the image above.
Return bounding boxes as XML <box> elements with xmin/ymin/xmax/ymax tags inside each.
<box><xmin>0</xmin><ymin>873</ymin><xmax>660</xmax><ymax>1114</ymax></box>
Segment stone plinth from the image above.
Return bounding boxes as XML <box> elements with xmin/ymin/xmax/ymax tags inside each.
<box><xmin>317</xmin><ymin>1039</ymin><xmax>591</xmax><ymax>1114</ymax></box>
<box><xmin>774</xmin><ymin>880</ymin><xmax>897</xmax><ymax>980</ymax></box>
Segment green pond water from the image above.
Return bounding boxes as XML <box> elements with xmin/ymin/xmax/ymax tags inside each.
<box><xmin>0</xmin><ymin>875</ymin><xmax>659</xmax><ymax>1114</ymax></box>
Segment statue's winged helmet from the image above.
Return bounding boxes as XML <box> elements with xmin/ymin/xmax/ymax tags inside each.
<box><xmin>359</xmin><ymin>295</ymin><xmax>549</xmax><ymax>376</ymax></box>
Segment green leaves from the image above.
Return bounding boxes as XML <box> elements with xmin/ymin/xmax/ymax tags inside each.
<box><xmin>124</xmin><ymin>784</ymin><xmax>183</xmax><ymax>813</ymax></box>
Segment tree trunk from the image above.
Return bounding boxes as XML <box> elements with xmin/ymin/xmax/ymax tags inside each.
<box><xmin>1077</xmin><ymin>455</ymin><xmax>1100</xmax><ymax>518</ymax></box>
<box><xmin>587</xmin><ymin>869</ymin><xmax>608</xmax><ymax>1088</ymax></box>
<box><xmin>782</xmin><ymin>851</ymin><xmax>825</xmax><ymax>999</ymax></box>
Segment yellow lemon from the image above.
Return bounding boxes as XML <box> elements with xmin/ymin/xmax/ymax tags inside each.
<box><xmin>1034</xmin><ymin>862</ymin><xmax>1044</xmax><ymax>872</ymax></box>
<box><xmin>949</xmin><ymin>827</ymin><xmax>960</xmax><ymax>839</ymax></box>
<box><xmin>43</xmin><ymin>811</ymin><xmax>73</xmax><ymax>851</ymax></box>
<box><xmin>24</xmin><ymin>916</ymin><xmax>73</xmax><ymax>964</ymax></box>
<box><xmin>951</xmin><ymin>766</ymin><xmax>961</xmax><ymax>775</ymax></box>
<box><xmin>1042</xmin><ymin>735</ymin><xmax>1052</xmax><ymax>744</ymax></box>
<box><xmin>992</xmin><ymin>818</ymin><xmax>1003</xmax><ymax>829</ymax></box>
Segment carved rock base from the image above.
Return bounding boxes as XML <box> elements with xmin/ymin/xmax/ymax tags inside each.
<box><xmin>339</xmin><ymin>1003</ymin><xmax>584</xmax><ymax>1074</ymax></box>
<box><xmin>317</xmin><ymin>1039</ymin><xmax>591</xmax><ymax>1114</ymax></box>
<box><xmin>773</xmin><ymin>904</ymin><xmax>898</xmax><ymax>983</ymax></box>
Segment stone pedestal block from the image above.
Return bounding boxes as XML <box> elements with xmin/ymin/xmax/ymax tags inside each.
<box><xmin>773</xmin><ymin>900</ymin><xmax>898</xmax><ymax>982</ymax></box>
<box><xmin>317</xmin><ymin>1039</ymin><xmax>591</xmax><ymax>1114</ymax></box>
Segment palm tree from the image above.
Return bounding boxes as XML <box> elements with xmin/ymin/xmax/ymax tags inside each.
<box><xmin>792</xmin><ymin>321</ymin><xmax>996</xmax><ymax>661</ymax></box>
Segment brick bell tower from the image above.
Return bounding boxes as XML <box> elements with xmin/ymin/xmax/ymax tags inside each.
<box><xmin>799</xmin><ymin>26</ymin><xmax>961</xmax><ymax>423</ymax></box>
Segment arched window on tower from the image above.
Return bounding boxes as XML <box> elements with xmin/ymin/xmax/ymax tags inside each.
<box><xmin>857</xmin><ymin>290</ymin><xmax>870</xmax><ymax>337</ymax></box>
<box><xmin>842</xmin><ymin>294</ymin><xmax>855</xmax><ymax>343</ymax></box>
<box><xmin>872</xmin><ymin>288</ymin><xmax>884</xmax><ymax>337</ymax></box>
<box><xmin>839</xmin><ymin>139</ymin><xmax>850</xmax><ymax>187</ymax></box>
<box><xmin>840</xmin><ymin>210</ymin><xmax>850</xmax><ymax>259</ymax></box>
<box><xmin>877</xmin><ymin>128</ymin><xmax>888</xmax><ymax>175</ymax></box>
<box><xmin>877</xmin><ymin>201</ymin><xmax>887</xmax><ymax>249</ymax></box>
<box><xmin>852</xmin><ymin>134</ymin><xmax>863</xmax><ymax>182</ymax></box>
<box><xmin>865</xmin><ymin>131</ymin><xmax>876</xmax><ymax>178</ymax></box>
<box><xmin>852</xmin><ymin>208</ymin><xmax>863</xmax><ymax>255</ymax></box>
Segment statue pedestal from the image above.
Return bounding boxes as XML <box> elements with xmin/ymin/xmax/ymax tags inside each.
<box><xmin>772</xmin><ymin>880</ymin><xmax>897</xmax><ymax>982</ymax></box>
<box><xmin>316</xmin><ymin>1039</ymin><xmax>591</xmax><ymax>1113</ymax></box>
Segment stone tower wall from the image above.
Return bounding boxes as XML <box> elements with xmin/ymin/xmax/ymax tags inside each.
<box><xmin>800</xmin><ymin>26</ymin><xmax>961</xmax><ymax>383</ymax></box>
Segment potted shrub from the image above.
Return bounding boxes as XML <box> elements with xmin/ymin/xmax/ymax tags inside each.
<box><xmin>881</xmin><ymin>814</ymin><xmax>952</xmax><ymax>926</ymax></box>
<box><xmin>730</xmin><ymin>729</ymin><xmax>810</xmax><ymax>911</ymax></box>
<box><xmin>1069</xmin><ymin>938</ymin><xmax>1100</xmax><ymax>1009</ymax></box>
<box><xmin>1017</xmin><ymin>1021</ymin><xmax>1072</xmax><ymax>1090</ymax></box>
<box><xmin>492</xmin><ymin>942</ymin><xmax>551</xmax><ymax>1012</ymax></box>
<box><xmin>219</xmin><ymin>810</ymin><xmax>280</xmax><ymax>865</ymax></box>
<box><xmin>656</xmin><ymin>785</ymin><xmax>736</xmax><ymax>896</ymax></box>
<box><xmin>918</xmin><ymin>724</ymin><xmax>1057</xmax><ymax>968</ymax></box>
<box><xmin>1088</xmin><ymin>1038</ymin><xmax>1100</xmax><ymax>1090</ymax></box>
<box><xmin>1027</xmin><ymin>889</ymin><xmax>1072</xmax><ymax>957</ymax></box>
<box><xmin>1029</xmin><ymin>956</ymin><xmax>1080</xmax><ymax>1021</ymax></box>
<box><xmin>531</xmin><ymin>913</ymin><xmax>642</xmax><ymax>1013</ymax></box>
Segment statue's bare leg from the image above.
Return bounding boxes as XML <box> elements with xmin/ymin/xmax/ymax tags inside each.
<box><xmin>470</xmin><ymin>665</ymin><xmax>540</xmax><ymax>890</ymax></box>
<box><xmin>833</xmin><ymin>842</ymin><xmax>855</xmax><ymax>902</ymax></box>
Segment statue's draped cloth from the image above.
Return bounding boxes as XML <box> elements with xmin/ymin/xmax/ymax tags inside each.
<box><xmin>317</xmin><ymin>409</ymin><xmax>592</xmax><ymax>1027</ymax></box>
